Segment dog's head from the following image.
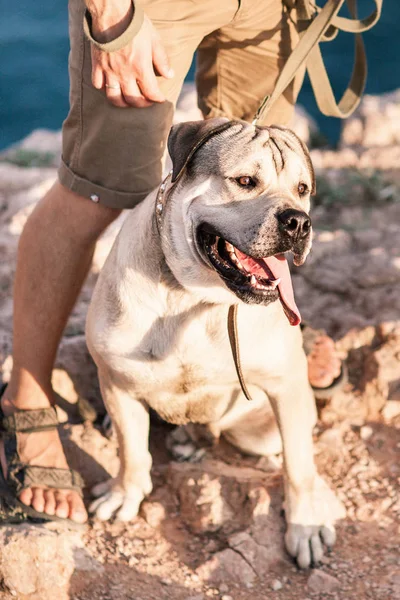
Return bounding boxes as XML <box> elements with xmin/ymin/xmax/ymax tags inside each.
<box><xmin>162</xmin><ymin>118</ymin><xmax>315</xmax><ymax>325</ymax></box>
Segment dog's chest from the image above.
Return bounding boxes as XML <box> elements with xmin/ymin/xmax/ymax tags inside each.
<box><xmin>144</xmin><ymin>306</ymin><xmax>232</xmax><ymax>384</ymax></box>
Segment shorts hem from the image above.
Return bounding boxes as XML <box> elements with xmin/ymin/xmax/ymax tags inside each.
<box><xmin>58</xmin><ymin>160</ymin><xmax>150</xmax><ymax>209</ymax></box>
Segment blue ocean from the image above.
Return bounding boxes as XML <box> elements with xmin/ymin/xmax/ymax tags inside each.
<box><xmin>0</xmin><ymin>1</ymin><xmax>398</xmax><ymax>150</ymax></box>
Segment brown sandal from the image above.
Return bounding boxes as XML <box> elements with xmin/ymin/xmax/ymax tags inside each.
<box><xmin>0</xmin><ymin>383</ymin><xmax>86</xmax><ymax>529</ymax></box>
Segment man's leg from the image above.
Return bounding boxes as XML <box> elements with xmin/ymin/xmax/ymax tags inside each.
<box><xmin>1</xmin><ymin>182</ymin><xmax>121</xmax><ymax>522</ymax></box>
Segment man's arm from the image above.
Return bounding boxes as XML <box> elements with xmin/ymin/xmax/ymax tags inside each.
<box><xmin>84</xmin><ymin>0</ymin><xmax>174</xmax><ymax>108</ymax></box>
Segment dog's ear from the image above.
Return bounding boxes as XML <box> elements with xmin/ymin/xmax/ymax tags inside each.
<box><xmin>167</xmin><ymin>118</ymin><xmax>231</xmax><ymax>182</ymax></box>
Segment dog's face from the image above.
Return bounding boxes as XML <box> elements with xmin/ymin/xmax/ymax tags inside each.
<box><xmin>162</xmin><ymin>118</ymin><xmax>315</xmax><ymax>325</ymax></box>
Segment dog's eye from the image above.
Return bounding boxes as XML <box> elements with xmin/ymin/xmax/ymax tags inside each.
<box><xmin>298</xmin><ymin>182</ymin><xmax>308</xmax><ymax>196</ymax></box>
<box><xmin>236</xmin><ymin>176</ymin><xmax>256</xmax><ymax>188</ymax></box>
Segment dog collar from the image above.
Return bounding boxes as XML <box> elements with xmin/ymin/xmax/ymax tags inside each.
<box><xmin>155</xmin><ymin>170</ymin><xmax>173</xmax><ymax>233</ymax></box>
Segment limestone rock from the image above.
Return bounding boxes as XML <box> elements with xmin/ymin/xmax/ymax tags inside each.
<box><xmin>228</xmin><ymin>531</ymin><xmax>285</xmax><ymax>577</ymax></box>
<box><xmin>168</xmin><ymin>459</ymin><xmax>275</xmax><ymax>534</ymax></box>
<box><xmin>307</xmin><ymin>568</ymin><xmax>340</xmax><ymax>594</ymax></box>
<box><xmin>196</xmin><ymin>548</ymin><xmax>256</xmax><ymax>586</ymax></box>
<box><xmin>0</xmin><ymin>524</ymin><xmax>100</xmax><ymax>599</ymax></box>
<box><xmin>341</xmin><ymin>89</ymin><xmax>400</xmax><ymax>149</ymax></box>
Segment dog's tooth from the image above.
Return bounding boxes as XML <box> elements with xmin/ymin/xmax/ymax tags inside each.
<box><xmin>270</xmin><ymin>277</ymin><xmax>281</xmax><ymax>289</ymax></box>
<box><xmin>226</xmin><ymin>242</ymin><xmax>234</xmax><ymax>252</ymax></box>
<box><xmin>250</xmin><ymin>274</ymin><xmax>257</xmax><ymax>285</ymax></box>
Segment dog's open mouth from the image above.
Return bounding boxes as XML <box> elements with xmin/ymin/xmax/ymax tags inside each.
<box><xmin>198</xmin><ymin>228</ymin><xmax>301</xmax><ymax>326</ymax></box>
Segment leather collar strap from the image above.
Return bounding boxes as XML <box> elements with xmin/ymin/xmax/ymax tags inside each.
<box><xmin>227</xmin><ymin>305</ymin><xmax>253</xmax><ymax>401</ymax></box>
<box><xmin>253</xmin><ymin>0</ymin><xmax>382</xmax><ymax>124</ymax></box>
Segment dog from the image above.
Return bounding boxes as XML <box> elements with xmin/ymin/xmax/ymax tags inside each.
<box><xmin>86</xmin><ymin>118</ymin><xmax>345</xmax><ymax>568</ymax></box>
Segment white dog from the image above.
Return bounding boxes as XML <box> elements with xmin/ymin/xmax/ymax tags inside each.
<box><xmin>86</xmin><ymin>118</ymin><xmax>345</xmax><ymax>568</ymax></box>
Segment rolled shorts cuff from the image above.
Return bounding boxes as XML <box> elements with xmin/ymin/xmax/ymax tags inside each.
<box><xmin>58</xmin><ymin>160</ymin><xmax>149</xmax><ymax>209</ymax></box>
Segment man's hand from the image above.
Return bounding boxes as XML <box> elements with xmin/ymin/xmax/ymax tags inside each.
<box><xmin>88</xmin><ymin>1</ymin><xmax>174</xmax><ymax>108</ymax></box>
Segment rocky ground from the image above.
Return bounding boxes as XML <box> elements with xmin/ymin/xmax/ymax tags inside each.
<box><xmin>0</xmin><ymin>87</ymin><xmax>399</xmax><ymax>600</ymax></box>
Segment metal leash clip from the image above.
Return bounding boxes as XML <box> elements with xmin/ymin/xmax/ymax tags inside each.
<box><xmin>251</xmin><ymin>95</ymin><xmax>270</xmax><ymax>126</ymax></box>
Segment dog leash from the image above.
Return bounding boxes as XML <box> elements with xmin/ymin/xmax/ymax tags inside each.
<box><xmin>252</xmin><ymin>0</ymin><xmax>382</xmax><ymax>125</ymax></box>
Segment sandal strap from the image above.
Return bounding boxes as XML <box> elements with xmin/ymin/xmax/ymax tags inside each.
<box><xmin>8</xmin><ymin>464</ymin><xmax>84</xmax><ymax>496</ymax></box>
<box><xmin>0</xmin><ymin>406</ymin><xmax>59</xmax><ymax>434</ymax></box>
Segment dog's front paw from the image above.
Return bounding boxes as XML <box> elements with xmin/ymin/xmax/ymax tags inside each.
<box><xmin>284</xmin><ymin>475</ymin><xmax>346</xmax><ymax>569</ymax></box>
<box><xmin>89</xmin><ymin>478</ymin><xmax>149</xmax><ymax>522</ymax></box>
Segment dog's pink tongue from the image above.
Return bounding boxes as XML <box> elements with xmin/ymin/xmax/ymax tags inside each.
<box><xmin>235</xmin><ymin>250</ymin><xmax>301</xmax><ymax>326</ymax></box>
<box><xmin>263</xmin><ymin>254</ymin><xmax>301</xmax><ymax>326</ymax></box>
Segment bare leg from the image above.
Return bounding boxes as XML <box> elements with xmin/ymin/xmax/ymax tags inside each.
<box><xmin>307</xmin><ymin>335</ymin><xmax>342</xmax><ymax>389</ymax></box>
<box><xmin>1</xmin><ymin>181</ymin><xmax>121</xmax><ymax>523</ymax></box>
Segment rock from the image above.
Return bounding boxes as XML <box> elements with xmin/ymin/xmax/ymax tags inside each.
<box><xmin>168</xmin><ymin>459</ymin><xmax>275</xmax><ymax>535</ymax></box>
<box><xmin>271</xmin><ymin>579</ymin><xmax>283</xmax><ymax>591</ymax></box>
<box><xmin>185</xmin><ymin>595</ymin><xmax>204</xmax><ymax>600</ymax></box>
<box><xmin>289</xmin><ymin>104</ymin><xmax>319</xmax><ymax>146</ymax></box>
<box><xmin>318</xmin><ymin>428</ymin><xmax>344</xmax><ymax>450</ymax></box>
<box><xmin>382</xmin><ymin>400</ymin><xmax>400</xmax><ymax>421</ymax></box>
<box><xmin>307</xmin><ymin>569</ymin><xmax>340</xmax><ymax>594</ymax></box>
<box><xmin>221</xmin><ymin>596</ymin><xmax>234</xmax><ymax>600</ymax></box>
<box><xmin>228</xmin><ymin>531</ymin><xmax>284</xmax><ymax>576</ymax></box>
<box><xmin>196</xmin><ymin>549</ymin><xmax>256</xmax><ymax>586</ymax></box>
<box><xmin>359</xmin><ymin>331</ymin><xmax>400</xmax><ymax>418</ymax></box>
<box><xmin>0</xmin><ymin>524</ymin><xmax>100</xmax><ymax>599</ymax></box>
<box><xmin>360</xmin><ymin>425</ymin><xmax>374</xmax><ymax>441</ymax></box>
<box><xmin>0</xmin><ymin>129</ymin><xmax>62</xmax><ymax>167</ymax></box>
<box><xmin>219</xmin><ymin>583</ymin><xmax>229</xmax><ymax>593</ymax></box>
<box><xmin>141</xmin><ymin>501</ymin><xmax>166</xmax><ymax>528</ymax></box>
<box><xmin>341</xmin><ymin>89</ymin><xmax>400</xmax><ymax>149</ymax></box>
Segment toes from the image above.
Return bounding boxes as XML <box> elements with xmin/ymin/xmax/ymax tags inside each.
<box><xmin>31</xmin><ymin>488</ymin><xmax>45</xmax><ymax>513</ymax></box>
<box><xmin>285</xmin><ymin>524</ymin><xmax>337</xmax><ymax>568</ymax></box>
<box><xmin>297</xmin><ymin>537</ymin><xmax>311</xmax><ymax>569</ymax></box>
<box><xmin>89</xmin><ymin>491</ymin><xmax>125</xmax><ymax>521</ymax></box>
<box><xmin>19</xmin><ymin>487</ymin><xmax>33</xmax><ymax>506</ymax></box>
<box><xmin>320</xmin><ymin>524</ymin><xmax>336</xmax><ymax>548</ymax></box>
<box><xmin>67</xmin><ymin>492</ymin><xmax>88</xmax><ymax>523</ymax></box>
<box><xmin>91</xmin><ymin>479</ymin><xmax>113</xmax><ymax>498</ymax></box>
<box><xmin>115</xmin><ymin>491</ymin><xmax>144</xmax><ymax>522</ymax></box>
<box><xmin>311</xmin><ymin>533</ymin><xmax>324</xmax><ymax>564</ymax></box>
<box><xmin>285</xmin><ymin>527</ymin><xmax>300</xmax><ymax>557</ymax></box>
<box><xmin>54</xmin><ymin>491</ymin><xmax>69</xmax><ymax>519</ymax></box>
<box><xmin>43</xmin><ymin>489</ymin><xmax>56</xmax><ymax>516</ymax></box>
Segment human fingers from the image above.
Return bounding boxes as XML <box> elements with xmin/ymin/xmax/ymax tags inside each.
<box><xmin>121</xmin><ymin>79</ymin><xmax>152</xmax><ymax>108</ymax></box>
<box><xmin>105</xmin><ymin>78</ymin><xmax>129</xmax><ymax>108</ymax></box>
<box><xmin>151</xmin><ymin>29</ymin><xmax>174</xmax><ymax>79</ymax></box>
<box><xmin>137</xmin><ymin>65</ymin><xmax>165</xmax><ymax>103</ymax></box>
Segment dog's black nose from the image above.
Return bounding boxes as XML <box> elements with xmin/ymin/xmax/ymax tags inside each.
<box><xmin>278</xmin><ymin>209</ymin><xmax>311</xmax><ymax>240</ymax></box>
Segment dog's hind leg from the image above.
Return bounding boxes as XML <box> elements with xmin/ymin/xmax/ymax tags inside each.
<box><xmin>89</xmin><ymin>367</ymin><xmax>153</xmax><ymax>522</ymax></box>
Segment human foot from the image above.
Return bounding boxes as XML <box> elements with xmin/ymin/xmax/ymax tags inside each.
<box><xmin>0</xmin><ymin>387</ymin><xmax>87</xmax><ymax>524</ymax></box>
<box><xmin>307</xmin><ymin>334</ymin><xmax>342</xmax><ymax>389</ymax></box>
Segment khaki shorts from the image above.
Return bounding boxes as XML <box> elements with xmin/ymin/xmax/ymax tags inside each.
<box><xmin>59</xmin><ymin>0</ymin><xmax>304</xmax><ymax>209</ymax></box>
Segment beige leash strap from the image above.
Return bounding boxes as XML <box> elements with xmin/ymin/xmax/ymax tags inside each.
<box><xmin>227</xmin><ymin>305</ymin><xmax>253</xmax><ymax>401</ymax></box>
<box><xmin>253</xmin><ymin>0</ymin><xmax>382</xmax><ymax>124</ymax></box>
